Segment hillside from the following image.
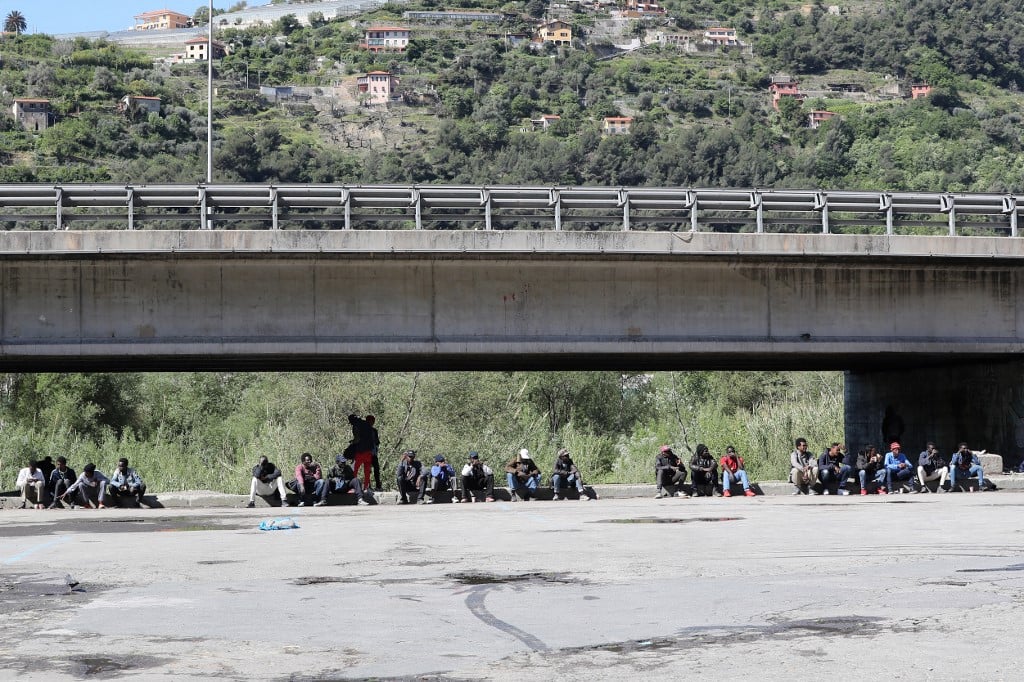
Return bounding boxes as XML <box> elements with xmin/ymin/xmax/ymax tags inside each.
<box><xmin>3</xmin><ymin>0</ymin><xmax>1024</xmax><ymax>192</ymax></box>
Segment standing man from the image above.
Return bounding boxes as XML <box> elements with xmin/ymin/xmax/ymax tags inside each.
<box><xmin>288</xmin><ymin>452</ymin><xmax>327</xmax><ymax>507</ymax></box>
<box><xmin>884</xmin><ymin>442</ymin><xmax>916</xmax><ymax>493</ymax></box>
<box><xmin>917</xmin><ymin>442</ymin><xmax>949</xmax><ymax>493</ymax></box>
<box><xmin>505</xmin><ymin>449</ymin><xmax>541</xmax><ymax>501</ymax></box>
<box><xmin>552</xmin><ymin>448</ymin><xmax>592</xmax><ymax>501</ymax></box>
<box><xmin>15</xmin><ymin>460</ymin><xmax>46</xmax><ymax>509</ymax></box>
<box><xmin>48</xmin><ymin>457</ymin><xmax>77</xmax><ymax>509</ymax></box>
<box><xmin>365</xmin><ymin>415</ymin><xmax>382</xmax><ymax>491</ymax></box>
<box><xmin>396</xmin><ymin>449</ymin><xmax>422</xmax><ymax>505</ymax></box>
<box><xmin>107</xmin><ymin>458</ymin><xmax>147</xmax><ymax>507</ymax></box>
<box><xmin>247</xmin><ymin>455</ymin><xmax>290</xmax><ymax>508</ymax></box>
<box><xmin>720</xmin><ymin>446</ymin><xmax>756</xmax><ymax>497</ymax></box>
<box><xmin>460</xmin><ymin>451</ymin><xmax>495</xmax><ymax>502</ymax></box>
<box><xmin>327</xmin><ymin>454</ymin><xmax>367</xmax><ymax>506</ymax></box>
<box><xmin>63</xmin><ymin>463</ymin><xmax>109</xmax><ymax>509</ymax></box>
<box><xmin>818</xmin><ymin>443</ymin><xmax>853</xmax><ymax>495</ymax></box>
<box><xmin>344</xmin><ymin>414</ymin><xmax>376</xmax><ymax>492</ymax></box>
<box><xmin>689</xmin><ymin>444</ymin><xmax>719</xmax><ymax>497</ymax></box>
<box><xmin>950</xmin><ymin>443</ymin><xmax>986</xmax><ymax>492</ymax></box>
<box><xmin>789</xmin><ymin>438</ymin><xmax>818</xmax><ymax>495</ymax></box>
<box><xmin>655</xmin><ymin>445</ymin><xmax>688</xmax><ymax>498</ymax></box>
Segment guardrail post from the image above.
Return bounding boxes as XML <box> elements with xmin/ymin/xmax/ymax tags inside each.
<box><xmin>481</xmin><ymin>189</ymin><xmax>492</xmax><ymax>230</ymax></box>
<box><xmin>270</xmin><ymin>186</ymin><xmax>279</xmax><ymax>230</ymax></box>
<box><xmin>550</xmin><ymin>188</ymin><xmax>561</xmax><ymax>231</ymax></box>
<box><xmin>1003</xmin><ymin>196</ymin><xmax>1018</xmax><ymax>237</ymax></box>
<box><xmin>619</xmin><ymin>189</ymin><xmax>630</xmax><ymax>231</ymax></box>
<box><xmin>880</xmin><ymin>193</ymin><xmax>893</xmax><ymax>235</ymax></box>
<box><xmin>341</xmin><ymin>188</ymin><xmax>351</xmax><ymax>230</ymax></box>
<box><xmin>199</xmin><ymin>185</ymin><xmax>208</xmax><ymax>230</ymax></box>
<box><xmin>55</xmin><ymin>186</ymin><xmax>63</xmax><ymax>231</ymax></box>
<box><xmin>940</xmin><ymin>194</ymin><xmax>955</xmax><ymax>236</ymax></box>
<box><xmin>815</xmin><ymin>192</ymin><xmax>828</xmax><ymax>234</ymax></box>
<box><xmin>750</xmin><ymin>192</ymin><xmax>763</xmax><ymax>233</ymax></box>
<box><xmin>126</xmin><ymin>187</ymin><xmax>135</xmax><ymax>231</ymax></box>
<box><xmin>412</xmin><ymin>188</ymin><xmax>422</xmax><ymax>230</ymax></box>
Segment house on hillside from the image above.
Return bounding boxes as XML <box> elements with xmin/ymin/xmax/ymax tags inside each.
<box><xmin>530</xmin><ymin>114</ymin><xmax>561</xmax><ymax>130</ymax></box>
<box><xmin>603</xmin><ymin>116</ymin><xmax>633</xmax><ymax>135</ymax></box>
<box><xmin>260</xmin><ymin>85</ymin><xmax>294</xmax><ymax>102</ymax></box>
<box><xmin>11</xmin><ymin>98</ymin><xmax>51</xmax><ymax>131</ymax></box>
<box><xmin>769</xmin><ymin>76</ymin><xmax>802</xmax><ymax>110</ymax></box>
<box><xmin>808</xmin><ymin>110</ymin><xmax>836</xmax><ymax>129</ymax></box>
<box><xmin>537</xmin><ymin>20</ymin><xmax>572</xmax><ymax>46</ymax></box>
<box><xmin>118</xmin><ymin>95</ymin><xmax>162</xmax><ymax>116</ymax></box>
<box><xmin>703</xmin><ymin>27</ymin><xmax>741</xmax><ymax>47</ymax></box>
<box><xmin>133</xmin><ymin>9</ymin><xmax>192</xmax><ymax>30</ymax></box>
<box><xmin>622</xmin><ymin>0</ymin><xmax>665</xmax><ymax>15</ymax></box>
<box><xmin>361</xmin><ymin>27</ymin><xmax>411</xmax><ymax>52</ymax></box>
<box><xmin>184</xmin><ymin>36</ymin><xmax>228</xmax><ymax>60</ymax></box>
<box><xmin>911</xmin><ymin>83</ymin><xmax>932</xmax><ymax>99</ymax></box>
<box><xmin>357</xmin><ymin>71</ymin><xmax>399</xmax><ymax>106</ymax></box>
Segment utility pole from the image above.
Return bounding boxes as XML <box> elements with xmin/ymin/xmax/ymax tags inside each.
<box><xmin>207</xmin><ymin>0</ymin><xmax>213</xmax><ymax>185</ymax></box>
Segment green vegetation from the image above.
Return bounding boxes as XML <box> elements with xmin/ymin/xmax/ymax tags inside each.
<box><xmin>0</xmin><ymin>371</ymin><xmax>842</xmax><ymax>492</ymax></box>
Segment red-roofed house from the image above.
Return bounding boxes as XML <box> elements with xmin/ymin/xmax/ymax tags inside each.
<box><xmin>184</xmin><ymin>36</ymin><xmax>227</xmax><ymax>60</ymax></box>
<box><xmin>769</xmin><ymin>78</ymin><xmax>802</xmax><ymax>111</ymax></box>
<box><xmin>357</xmin><ymin>71</ymin><xmax>399</xmax><ymax>105</ymax></box>
<box><xmin>808</xmin><ymin>110</ymin><xmax>837</xmax><ymax>129</ymax></box>
<box><xmin>911</xmin><ymin>84</ymin><xmax>932</xmax><ymax>100</ymax></box>
<box><xmin>361</xmin><ymin>27</ymin><xmax>411</xmax><ymax>52</ymax></box>
<box><xmin>603</xmin><ymin>116</ymin><xmax>633</xmax><ymax>135</ymax></box>
<box><xmin>133</xmin><ymin>9</ymin><xmax>192</xmax><ymax>31</ymax></box>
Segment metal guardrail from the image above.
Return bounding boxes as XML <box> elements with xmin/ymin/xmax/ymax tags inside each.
<box><xmin>0</xmin><ymin>184</ymin><xmax>1019</xmax><ymax>235</ymax></box>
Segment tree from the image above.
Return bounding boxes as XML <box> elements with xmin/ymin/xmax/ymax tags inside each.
<box><xmin>4</xmin><ymin>10</ymin><xmax>27</xmax><ymax>34</ymax></box>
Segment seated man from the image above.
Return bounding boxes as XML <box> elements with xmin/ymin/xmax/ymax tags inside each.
<box><xmin>326</xmin><ymin>454</ymin><xmax>367</xmax><ymax>506</ymax></box>
<box><xmin>917</xmin><ymin>442</ymin><xmax>949</xmax><ymax>493</ymax></box>
<box><xmin>62</xmin><ymin>463</ymin><xmax>109</xmax><ymax>509</ymax></box>
<box><xmin>505</xmin><ymin>449</ymin><xmax>541</xmax><ymax>501</ymax></box>
<box><xmin>247</xmin><ymin>455</ymin><xmax>289</xmax><ymax>508</ymax></box>
<box><xmin>461</xmin><ymin>451</ymin><xmax>495</xmax><ymax>502</ymax></box>
<box><xmin>884</xmin><ymin>442</ymin><xmax>916</xmax><ymax>493</ymax></box>
<box><xmin>856</xmin><ymin>445</ymin><xmax>887</xmax><ymax>495</ymax></box>
<box><xmin>48</xmin><ymin>457</ymin><xmax>77</xmax><ymax>509</ymax></box>
<box><xmin>950</xmin><ymin>443</ymin><xmax>986</xmax><ymax>492</ymax></box>
<box><xmin>15</xmin><ymin>460</ymin><xmax>47</xmax><ymax>509</ymax></box>
<box><xmin>107</xmin><ymin>457</ymin><xmax>147</xmax><ymax>507</ymax></box>
<box><xmin>286</xmin><ymin>452</ymin><xmax>327</xmax><ymax>507</ymax></box>
<box><xmin>817</xmin><ymin>442</ymin><xmax>853</xmax><ymax>495</ymax></box>
<box><xmin>552</xmin><ymin>448</ymin><xmax>592</xmax><ymax>501</ymax></box>
<box><xmin>789</xmin><ymin>438</ymin><xmax>818</xmax><ymax>495</ymax></box>
<box><xmin>420</xmin><ymin>454</ymin><xmax>457</xmax><ymax>504</ymax></box>
<box><xmin>720</xmin><ymin>446</ymin><xmax>755</xmax><ymax>497</ymax></box>
<box><xmin>655</xmin><ymin>445</ymin><xmax>688</xmax><ymax>498</ymax></box>
<box><xmin>395</xmin><ymin>449</ymin><xmax>422</xmax><ymax>504</ymax></box>
<box><xmin>689</xmin><ymin>444</ymin><xmax>719</xmax><ymax>497</ymax></box>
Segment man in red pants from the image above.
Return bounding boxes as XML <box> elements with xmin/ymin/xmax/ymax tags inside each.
<box><xmin>344</xmin><ymin>414</ymin><xmax>376</xmax><ymax>491</ymax></box>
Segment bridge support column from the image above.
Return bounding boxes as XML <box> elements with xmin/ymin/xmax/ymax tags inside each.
<box><xmin>845</xmin><ymin>362</ymin><xmax>1024</xmax><ymax>470</ymax></box>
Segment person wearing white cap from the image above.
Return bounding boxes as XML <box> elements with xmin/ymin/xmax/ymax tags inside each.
<box><xmin>505</xmin><ymin>449</ymin><xmax>541</xmax><ymax>501</ymax></box>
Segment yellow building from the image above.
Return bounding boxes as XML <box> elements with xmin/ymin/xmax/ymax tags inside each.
<box><xmin>537</xmin><ymin>20</ymin><xmax>572</xmax><ymax>46</ymax></box>
<box><xmin>133</xmin><ymin>9</ymin><xmax>192</xmax><ymax>31</ymax></box>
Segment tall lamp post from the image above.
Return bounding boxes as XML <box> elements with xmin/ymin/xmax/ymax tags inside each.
<box><xmin>207</xmin><ymin>0</ymin><xmax>213</xmax><ymax>185</ymax></box>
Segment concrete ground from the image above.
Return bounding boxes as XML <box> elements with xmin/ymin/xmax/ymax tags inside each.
<box><xmin>1</xmin><ymin>493</ymin><xmax>1022</xmax><ymax>681</ymax></box>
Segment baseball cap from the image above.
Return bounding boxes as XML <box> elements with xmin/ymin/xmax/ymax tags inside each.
<box><xmin>435</xmin><ymin>454</ymin><xmax>446</xmax><ymax>462</ymax></box>
<box><xmin>519</xmin><ymin>448</ymin><xmax>531</xmax><ymax>460</ymax></box>
<box><xmin>659</xmin><ymin>445</ymin><xmax>671</xmax><ymax>453</ymax></box>
<box><xmin>469</xmin><ymin>451</ymin><xmax>479</xmax><ymax>459</ymax></box>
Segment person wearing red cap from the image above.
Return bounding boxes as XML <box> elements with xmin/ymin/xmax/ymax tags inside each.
<box><xmin>655</xmin><ymin>445</ymin><xmax>688</xmax><ymax>498</ymax></box>
<box><xmin>883</xmin><ymin>442</ymin><xmax>915</xmax><ymax>493</ymax></box>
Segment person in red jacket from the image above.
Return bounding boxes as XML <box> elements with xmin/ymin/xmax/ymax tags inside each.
<box><xmin>720</xmin><ymin>446</ymin><xmax>755</xmax><ymax>497</ymax></box>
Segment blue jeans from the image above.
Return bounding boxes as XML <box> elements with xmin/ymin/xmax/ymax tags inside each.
<box><xmin>722</xmin><ymin>469</ymin><xmax>750</xmax><ymax>491</ymax></box>
<box><xmin>950</xmin><ymin>465</ymin><xmax>985</xmax><ymax>489</ymax></box>
<box><xmin>859</xmin><ymin>468</ymin><xmax>886</xmax><ymax>489</ymax></box>
<box><xmin>507</xmin><ymin>473</ymin><xmax>539</xmax><ymax>494</ymax></box>
<box><xmin>552</xmin><ymin>473</ymin><xmax>585</xmax><ymax>494</ymax></box>
<box><xmin>820</xmin><ymin>465</ymin><xmax>852</xmax><ymax>492</ymax></box>
<box><xmin>885</xmin><ymin>467</ymin><xmax>914</xmax><ymax>490</ymax></box>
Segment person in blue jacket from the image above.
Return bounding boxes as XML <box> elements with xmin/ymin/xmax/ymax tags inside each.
<box><xmin>950</xmin><ymin>443</ymin><xmax>986</xmax><ymax>492</ymax></box>
<box><xmin>884</xmin><ymin>442</ymin><xmax>916</xmax><ymax>493</ymax></box>
<box><xmin>419</xmin><ymin>454</ymin><xmax>457</xmax><ymax>504</ymax></box>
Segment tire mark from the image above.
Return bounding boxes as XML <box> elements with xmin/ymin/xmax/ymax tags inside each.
<box><xmin>464</xmin><ymin>586</ymin><xmax>549</xmax><ymax>652</ymax></box>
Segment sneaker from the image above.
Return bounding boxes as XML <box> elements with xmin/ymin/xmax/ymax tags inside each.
<box><xmin>485</xmin><ymin>497</ymin><xmax>495</xmax><ymax>502</ymax></box>
<box><xmin>453</xmin><ymin>497</ymin><xmax>461</xmax><ymax>503</ymax></box>
<box><xmin>424</xmin><ymin>498</ymin><xmax>434</xmax><ymax>505</ymax></box>
<box><xmin>812</xmin><ymin>490</ymin><xmax>822</xmax><ymax>495</ymax></box>
<box><xmin>397</xmin><ymin>499</ymin><xmax>409</xmax><ymax>505</ymax></box>
<box><xmin>823</xmin><ymin>490</ymin><xmax>831</xmax><ymax>496</ymax></box>
<box><xmin>297</xmin><ymin>501</ymin><xmax>305</xmax><ymax>507</ymax></box>
<box><xmin>509</xmin><ymin>492</ymin><xmax>518</xmax><ymax>502</ymax></box>
<box><xmin>674</xmin><ymin>491</ymin><xmax>689</xmax><ymax>498</ymax></box>
<box><xmin>97</xmin><ymin>503</ymin><xmax>106</xmax><ymax>509</ymax></box>
<box><xmin>791</xmin><ymin>489</ymin><xmax>802</xmax><ymax>496</ymax></box>
<box><xmin>313</xmin><ymin>500</ymin><xmax>326</xmax><ymax>507</ymax></box>
<box><xmin>723</xmin><ymin>489</ymin><xmax>732</xmax><ymax>498</ymax></box>
<box><xmin>938</xmin><ymin>486</ymin><xmax>948</xmax><ymax>493</ymax></box>
<box><xmin>655</xmin><ymin>492</ymin><xmax>664</xmax><ymax>499</ymax></box>
<box><xmin>877</xmin><ymin>487</ymin><xmax>887</xmax><ymax>495</ymax></box>
<box><xmin>552</xmin><ymin>494</ymin><xmax>563</xmax><ymax>501</ymax></box>
<box><xmin>357</xmin><ymin>498</ymin><xmax>368</xmax><ymax>506</ymax></box>
<box><xmin>417</xmin><ymin>498</ymin><xmax>427</xmax><ymax>505</ymax></box>
<box><xmin>579</xmin><ymin>495</ymin><xmax>592</xmax><ymax>501</ymax></box>
<box><xmin>246</xmin><ymin>501</ymin><xmax>256</xmax><ymax>508</ymax></box>
<box><xmin>860</xmin><ymin>489</ymin><xmax>867</xmax><ymax>496</ymax></box>
<box><xmin>839</xmin><ymin>489</ymin><xmax>850</xmax><ymax>496</ymax></box>
<box><xmin>744</xmin><ymin>489</ymin><xmax>756</xmax><ymax>497</ymax></box>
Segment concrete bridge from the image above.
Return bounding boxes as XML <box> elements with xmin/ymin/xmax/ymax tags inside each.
<box><xmin>1</xmin><ymin>183</ymin><xmax>1023</xmax><ymax>465</ymax></box>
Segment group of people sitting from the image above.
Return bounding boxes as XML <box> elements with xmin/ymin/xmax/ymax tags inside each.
<box><xmin>789</xmin><ymin>439</ymin><xmax>988</xmax><ymax>495</ymax></box>
<box><xmin>654</xmin><ymin>444</ymin><xmax>756</xmax><ymax>498</ymax></box>
<box><xmin>14</xmin><ymin>457</ymin><xmax>147</xmax><ymax>509</ymax></box>
<box><xmin>248</xmin><ymin>447</ymin><xmax>594</xmax><ymax>506</ymax></box>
